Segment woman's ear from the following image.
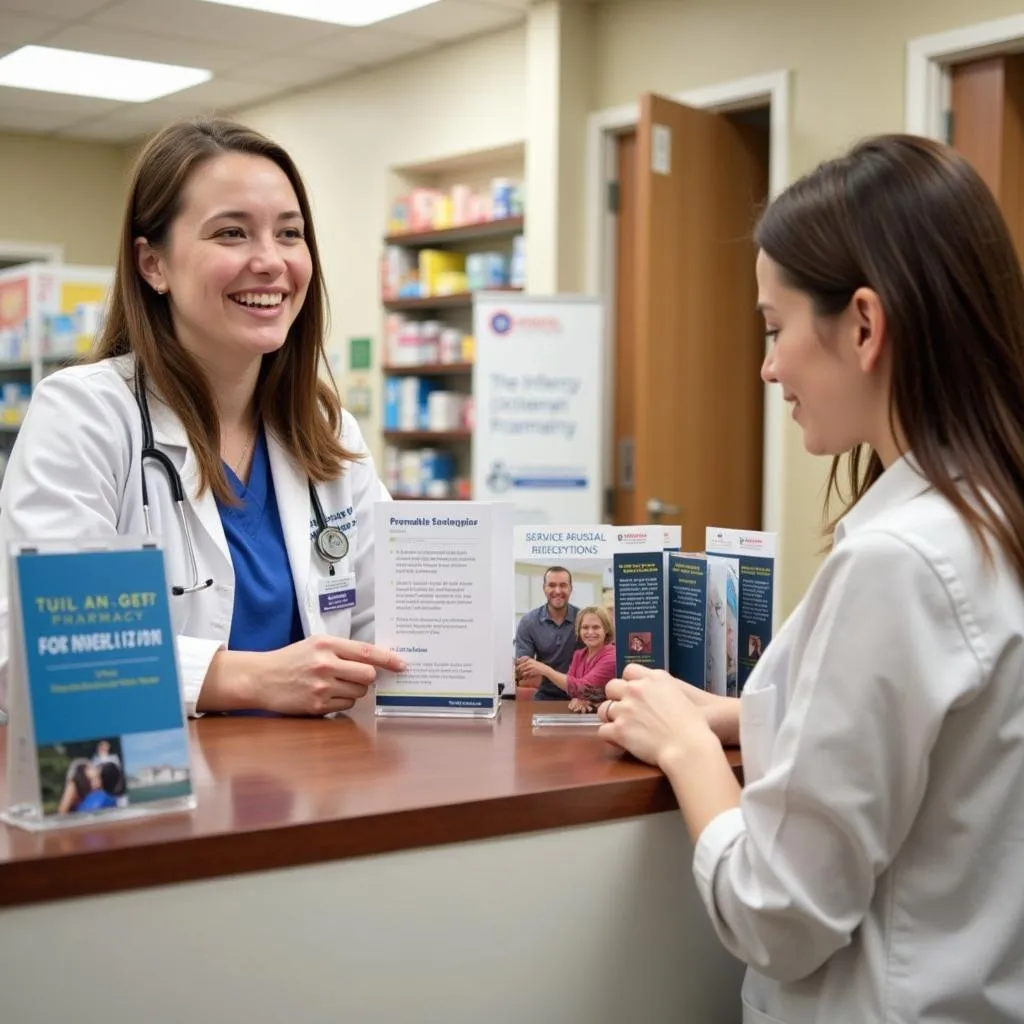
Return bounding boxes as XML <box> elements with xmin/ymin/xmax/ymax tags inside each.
<box><xmin>851</xmin><ymin>286</ymin><xmax>887</xmax><ymax>373</ymax></box>
<box><xmin>135</xmin><ymin>237</ymin><xmax>168</xmax><ymax>295</ymax></box>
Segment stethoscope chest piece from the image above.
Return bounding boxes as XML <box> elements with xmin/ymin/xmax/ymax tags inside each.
<box><xmin>315</xmin><ymin>525</ymin><xmax>349</xmax><ymax>563</ymax></box>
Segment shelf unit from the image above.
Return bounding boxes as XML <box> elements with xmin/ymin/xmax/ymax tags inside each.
<box><xmin>0</xmin><ymin>263</ymin><xmax>111</xmax><ymax>477</ymax></box>
<box><xmin>382</xmin><ymin>362</ymin><xmax>473</xmax><ymax>377</ymax></box>
<box><xmin>383</xmin><ymin>429</ymin><xmax>472</xmax><ymax>443</ymax></box>
<box><xmin>380</xmin><ymin>143</ymin><xmax>525</xmax><ymax>502</ymax></box>
<box><xmin>384</xmin><ymin>215</ymin><xmax>523</xmax><ymax>248</ymax></box>
<box><xmin>383</xmin><ymin>285</ymin><xmax>522</xmax><ymax>313</ymax></box>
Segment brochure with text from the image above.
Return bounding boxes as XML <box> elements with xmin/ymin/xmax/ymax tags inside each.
<box><xmin>3</xmin><ymin>541</ymin><xmax>194</xmax><ymax>830</ymax></box>
<box><xmin>514</xmin><ymin>524</ymin><xmax>681</xmax><ymax>691</ymax></box>
<box><xmin>374</xmin><ymin>500</ymin><xmax>514</xmax><ymax>717</ymax></box>
<box><xmin>615</xmin><ymin>527</ymin><xmax>776</xmax><ymax>694</ymax></box>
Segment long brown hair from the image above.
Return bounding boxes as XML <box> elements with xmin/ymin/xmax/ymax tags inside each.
<box><xmin>94</xmin><ymin>117</ymin><xmax>357</xmax><ymax>504</ymax></box>
<box><xmin>755</xmin><ymin>134</ymin><xmax>1024</xmax><ymax>582</ymax></box>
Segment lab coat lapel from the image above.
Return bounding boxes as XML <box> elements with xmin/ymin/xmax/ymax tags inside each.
<box><xmin>147</xmin><ymin>396</ymin><xmax>231</xmax><ymax>566</ymax></box>
<box><xmin>266</xmin><ymin>430</ymin><xmax>311</xmax><ymax>612</ymax></box>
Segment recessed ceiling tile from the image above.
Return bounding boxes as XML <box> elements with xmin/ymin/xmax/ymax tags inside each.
<box><xmin>55</xmin><ymin>113</ymin><xmax>163</xmax><ymax>143</ymax></box>
<box><xmin>40</xmin><ymin>25</ymin><xmax>255</xmax><ymax>76</ymax></box>
<box><xmin>0</xmin><ymin>13</ymin><xmax>63</xmax><ymax>55</ymax></box>
<box><xmin>137</xmin><ymin>76</ymin><xmax>287</xmax><ymax>118</ymax></box>
<box><xmin>91</xmin><ymin>0</ymin><xmax>334</xmax><ymax>52</ymax></box>
<box><xmin>0</xmin><ymin>0</ymin><xmax>112</xmax><ymax>18</ymax></box>
<box><xmin>384</xmin><ymin>0</ymin><xmax>523</xmax><ymax>40</ymax></box>
<box><xmin>223</xmin><ymin>53</ymin><xmax>357</xmax><ymax>90</ymax></box>
<box><xmin>0</xmin><ymin>85</ymin><xmax>121</xmax><ymax>117</ymax></box>
<box><xmin>0</xmin><ymin>105</ymin><xmax>79</xmax><ymax>133</ymax></box>
<box><xmin>303</xmin><ymin>27</ymin><xmax>432</xmax><ymax>66</ymax></box>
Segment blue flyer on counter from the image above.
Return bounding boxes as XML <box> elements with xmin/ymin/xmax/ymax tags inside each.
<box><xmin>12</xmin><ymin>544</ymin><xmax>192</xmax><ymax>821</ymax></box>
<box><xmin>613</xmin><ymin>550</ymin><xmax>666</xmax><ymax>674</ymax></box>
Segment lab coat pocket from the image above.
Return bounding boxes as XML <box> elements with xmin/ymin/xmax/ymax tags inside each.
<box><xmin>740</xmin><ymin>683</ymin><xmax>779</xmax><ymax>784</ymax></box>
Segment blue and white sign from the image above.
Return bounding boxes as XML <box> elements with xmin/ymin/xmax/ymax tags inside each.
<box><xmin>472</xmin><ymin>293</ymin><xmax>604</xmax><ymax>523</ymax></box>
<box><xmin>2</xmin><ymin>540</ymin><xmax>194</xmax><ymax>830</ymax></box>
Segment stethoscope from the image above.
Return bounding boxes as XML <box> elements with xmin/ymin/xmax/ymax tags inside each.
<box><xmin>133</xmin><ymin>364</ymin><xmax>349</xmax><ymax>595</ymax></box>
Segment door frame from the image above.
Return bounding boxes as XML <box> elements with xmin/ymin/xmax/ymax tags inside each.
<box><xmin>906</xmin><ymin>13</ymin><xmax>1024</xmax><ymax>139</ymax></box>
<box><xmin>585</xmin><ymin>69</ymin><xmax>791</xmax><ymax>575</ymax></box>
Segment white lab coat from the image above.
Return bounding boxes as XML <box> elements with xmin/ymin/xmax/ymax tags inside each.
<box><xmin>0</xmin><ymin>356</ymin><xmax>389</xmax><ymax>716</ymax></box>
<box><xmin>692</xmin><ymin>456</ymin><xmax>1024</xmax><ymax>1022</ymax></box>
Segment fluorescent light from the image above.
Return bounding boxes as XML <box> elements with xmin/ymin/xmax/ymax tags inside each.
<box><xmin>197</xmin><ymin>0</ymin><xmax>440</xmax><ymax>27</ymax></box>
<box><xmin>0</xmin><ymin>46</ymin><xmax>211</xmax><ymax>103</ymax></box>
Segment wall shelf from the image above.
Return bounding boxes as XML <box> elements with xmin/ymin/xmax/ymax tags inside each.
<box><xmin>382</xmin><ymin>287</ymin><xmax>522</xmax><ymax>312</ymax></box>
<box><xmin>383</xmin><ymin>430</ymin><xmax>472</xmax><ymax>443</ymax></box>
<box><xmin>384</xmin><ymin>216</ymin><xmax>524</xmax><ymax>248</ymax></box>
<box><xmin>383</xmin><ymin>362</ymin><xmax>474</xmax><ymax>377</ymax></box>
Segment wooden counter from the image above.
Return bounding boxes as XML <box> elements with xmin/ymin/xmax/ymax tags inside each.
<box><xmin>0</xmin><ymin>699</ymin><xmax>741</xmax><ymax>908</ymax></box>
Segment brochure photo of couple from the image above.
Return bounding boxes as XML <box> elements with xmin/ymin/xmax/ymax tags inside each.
<box><xmin>37</xmin><ymin>729</ymin><xmax>191</xmax><ymax>817</ymax></box>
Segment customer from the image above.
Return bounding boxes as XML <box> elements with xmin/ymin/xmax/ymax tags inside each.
<box><xmin>0</xmin><ymin>118</ymin><xmax>404</xmax><ymax>717</ymax></box>
<box><xmin>598</xmin><ymin>135</ymin><xmax>1024</xmax><ymax>1022</ymax></box>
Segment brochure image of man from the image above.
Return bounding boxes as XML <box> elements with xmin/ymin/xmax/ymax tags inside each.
<box><xmin>514</xmin><ymin>566</ymin><xmax>580</xmax><ymax>701</ymax></box>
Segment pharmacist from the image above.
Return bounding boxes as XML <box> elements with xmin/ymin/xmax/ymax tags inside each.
<box><xmin>0</xmin><ymin>117</ymin><xmax>404</xmax><ymax>718</ymax></box>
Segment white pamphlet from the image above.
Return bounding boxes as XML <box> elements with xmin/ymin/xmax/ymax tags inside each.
<box><xmin>373</xmin><ymin>500</ymin><xmax>514</xmax><ymax>718</ymax></box>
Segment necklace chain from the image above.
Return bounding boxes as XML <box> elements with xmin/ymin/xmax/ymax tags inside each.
<box><xmin>231</xmin><ymin>426</ymin><xmax>257</xmax><ymax>476</ymax></box>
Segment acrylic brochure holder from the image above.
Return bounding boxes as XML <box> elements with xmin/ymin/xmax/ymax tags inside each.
<box><xmin>372</xmin><ymin>499</ymin><xmax>514</xmax><ymax>719</ymax></box>
<box><xmin>2</xmin><ymin>538</ymin><xmax>197</xmax><ymax>832</ymax></box>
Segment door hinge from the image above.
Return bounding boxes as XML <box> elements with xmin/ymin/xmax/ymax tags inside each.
<box><xmin>607</xmin><ymin>180</ymin><xmax>620</xmax><ymax>214</ymax></box>
<box><xmin>944</xmin><ymin>109</ymin><xmax>955</xmax><ymax>146</ymax></box>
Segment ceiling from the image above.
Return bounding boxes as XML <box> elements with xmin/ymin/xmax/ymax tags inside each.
<box><xmin>0</xmin><ymin>0</ymin><xmax>529</xmax><ymax>143</ymax></box>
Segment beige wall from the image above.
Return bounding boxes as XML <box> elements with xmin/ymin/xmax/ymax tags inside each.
<box><xmin>236</xmin><ymin>25</ymin><xmax>527</xmax><ymax>448</ymax></box>
<box><xmin>0</xmin><ymin>133</ymin><xmax>128</xmax><ymax>267</ymax></box>
<box><xmin>591</xmin><ymin>0</ymin><xmax>1024</xmax><ymax>612</ymax></box>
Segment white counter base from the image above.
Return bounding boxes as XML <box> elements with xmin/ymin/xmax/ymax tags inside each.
<box><xmin>0</xmin><ymin>810</ymin><xmax>745</xmax><ymax>1023</ymax></box>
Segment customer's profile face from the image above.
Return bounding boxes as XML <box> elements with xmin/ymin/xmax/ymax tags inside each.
<box><xmin>137</xmin><ymin>151</ymin><xmax>313</xmax><ymax>368</ymax></box>
<box><xmin>543</xmin><ymin>571</ymin><xmax>572</xmax><ymax>609</ymax></box>
<box><xmin>757</xmin><ymin>251</ymin><xmax>883</xmax><ymax>458</ymax></box>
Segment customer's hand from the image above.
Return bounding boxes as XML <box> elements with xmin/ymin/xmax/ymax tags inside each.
<box><xmin>598</xmin><ymin>665</ymin><xmax>714</xmax><ymax>769</ymax></box>
<box><xmin>253</xmin><ymin>636</ymin><xmax>406</xmax><ymax>716</ymax></box>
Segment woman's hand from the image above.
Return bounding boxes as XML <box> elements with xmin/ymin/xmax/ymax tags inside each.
<box><xmin>202</xmin><ymin>636</ymin><xmax>406</xmax><ymax>716</ymax></box>
<box><xmin>257</xmin><ymin>636</ymin><xmax>406</xmax><ymax>715</ymax></box>
<box><xmin>517</xmin><ymin>657</ymin><xmax>547</xmax><ymax>680</ymax></box>
<box><xmin>567</xmin><ymin>697</ymin><xmax>595</xmax><ymax>713</ymax></box>
<box><xmin>597</xmin><ymin>665</ymin><xmax>717</xmax><ymax>769</ymax></box>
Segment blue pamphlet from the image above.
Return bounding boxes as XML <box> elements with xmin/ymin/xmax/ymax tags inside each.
<box><xmin>613</xmin><ymin>551</ymin><xmax>665</xmax><ymax>674</ymax></box>
<box><xmin>13</xmin><ymin>545</ymin><xmax>191</xmax><ymax>820</ymax></box>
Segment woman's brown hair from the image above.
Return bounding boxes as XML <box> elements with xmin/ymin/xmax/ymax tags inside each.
<box><xmin>755</xmin><ymin>134</ymin><xmax>1024</xmax><ymax>582</ymax></box>
<box><xmin>94</xmin><ymin>117</ymin><xmax>356</xmax><ymax>505</ymax></box>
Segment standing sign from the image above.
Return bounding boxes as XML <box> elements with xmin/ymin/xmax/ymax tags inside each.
<box><xmin>472</xmin><ymin>293</ymin><xmax>603</xmax><ymax>524</ymax></box>
<box><xmin>373</xmin><ymin>500</ymin><xmax>514</xmax><ymax>718</ymax></box>
<box><xmin>2</xmin><ymin>540</ymin><xmax>195</xmax><ymax>831</ymax></box>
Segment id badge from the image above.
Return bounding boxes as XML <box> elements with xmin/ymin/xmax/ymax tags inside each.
<box><xmin>319</xmin><ymin>572</ymin><xmax>356</xmax><ymax>614</ymax></box>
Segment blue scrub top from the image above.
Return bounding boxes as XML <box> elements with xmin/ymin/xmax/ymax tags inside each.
<box><xmin>218</xmin><ymin>429</ymin><xmax>305</xmax><ymax>654</ymax></box>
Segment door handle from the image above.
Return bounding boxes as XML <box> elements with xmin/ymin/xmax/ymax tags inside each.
<box><xmin>645</xmin><ymin>497</ymin><xmax>680</xmax><ymax>521</ymax></box>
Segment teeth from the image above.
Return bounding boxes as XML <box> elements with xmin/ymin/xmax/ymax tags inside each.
<box><xmin>231</xmin><ymin>292</ymin><xmax>283</xmax><ymax>307</ymax></box>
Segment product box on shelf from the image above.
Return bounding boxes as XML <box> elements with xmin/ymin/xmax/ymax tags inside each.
<box><xmin>0</xmin><ymin>262</ymin><xmax>112</xmax><ymax>372</ymax></box>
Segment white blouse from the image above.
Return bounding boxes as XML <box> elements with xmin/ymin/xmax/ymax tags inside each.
<box><xmin>693</xmin><ymin>456</ymin><xmax>1024</xmax><ymax>1023</ymax></box>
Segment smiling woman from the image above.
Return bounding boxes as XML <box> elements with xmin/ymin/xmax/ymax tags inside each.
<box><xmin>0</xmin><ymin>118</ymin><xmax>406</xmax><ymax>720</ymax></box>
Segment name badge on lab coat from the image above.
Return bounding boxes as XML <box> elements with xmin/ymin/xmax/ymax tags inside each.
<box><xmin>319</xmin><ymin>572</ymin><xmax>356</xmax><ymax>614</ymax></box>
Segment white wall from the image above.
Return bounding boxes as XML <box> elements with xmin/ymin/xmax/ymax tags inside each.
<box><xmin>237</xmin><ymin>26</ymin><xmax>527</xmax><ymax>458</ymax></box>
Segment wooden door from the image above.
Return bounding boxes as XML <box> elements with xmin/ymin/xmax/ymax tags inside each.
<box><xmin>950</xmin><ymin>54</ymin><xmax>1024</xmax><ymax>261</ymax></box>
<box><xmin>625</xmin><ymin>93</ymin><xmax>767</xmax><ymax>551</ymax></box>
